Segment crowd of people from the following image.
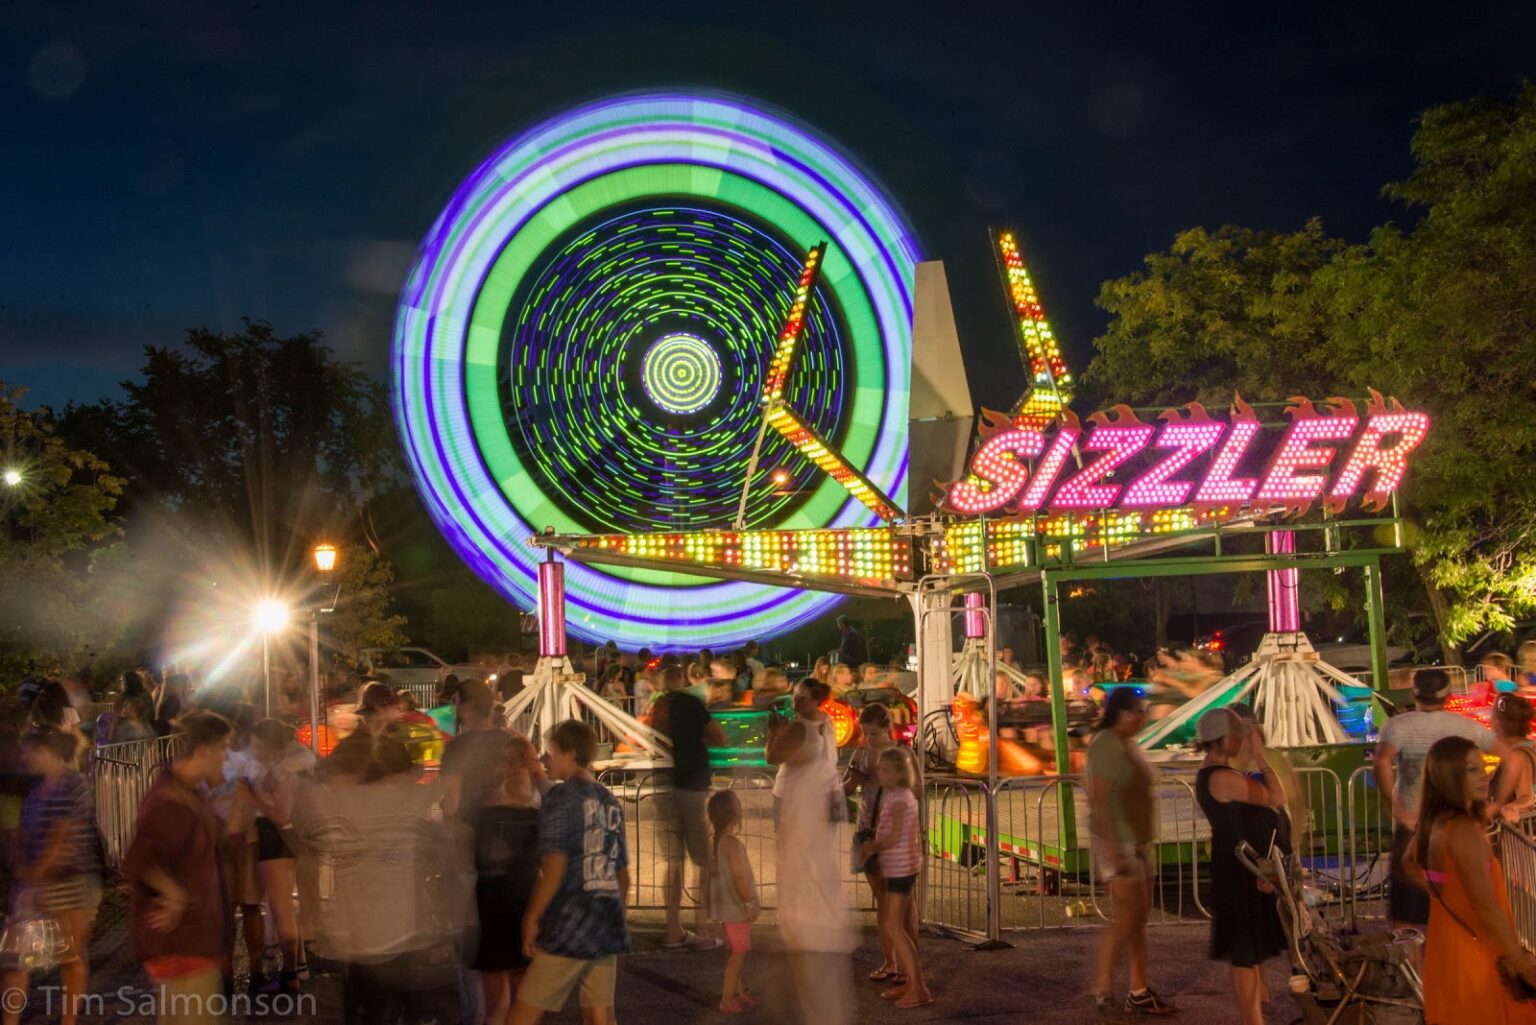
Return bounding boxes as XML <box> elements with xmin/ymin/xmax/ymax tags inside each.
<box><xmin>1</xmin><ymin>637</ymin><xmax>1535</xmax><ymax>1023</ymax></box>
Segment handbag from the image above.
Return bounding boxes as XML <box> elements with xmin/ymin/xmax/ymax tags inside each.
<box><xmin>1427</xmin><ymin>876</ymin><xmax>1536</xmax><ymax>1002</ymax></box>
<box><xmin>850</xmin><ymin>786</ymin><xmax>883</xmax><ymax>875</ymax></box>
<box><xmin>0</xmin><ymin>890</ymin><xmax>72</xmax><ymax>972</ymax></box>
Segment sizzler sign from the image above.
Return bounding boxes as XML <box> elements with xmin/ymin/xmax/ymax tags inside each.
<box><xmin>938</xmin><ymin>392</ymin><xmax>1429</xmax><ymax>519</ymax></box>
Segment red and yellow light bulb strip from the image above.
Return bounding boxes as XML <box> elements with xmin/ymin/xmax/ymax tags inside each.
<box><xmin>761</xmin><ymin>243</ymin><xmax>827</xmax><ymax>403</ymax></box>
<box><xmin>996</xmin><ymin>231</ymin><xmax>1074</xmax><ymax>431</ymax></box>
<box><xmin>758</xmin><ymin>242</ymin><xmax>905</xmax><ymax>522</ymax></box>
<box><xmin>559</xmin><ymin>526</ymin><xmax>913</xmax><ymax>587</ymax></box>
<box><xmin>764</xmin><ymin>405</ymin><xmax>904</xmax><ymax>522</ymax></box>
<box><xmin>930</xmin><ymin>507</ymin><xmax>1210</xmax><ymax>575</ymax></box>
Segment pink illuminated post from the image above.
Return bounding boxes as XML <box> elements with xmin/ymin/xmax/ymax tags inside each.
<box><xmin>964</xmin><ymin>591</ymin><xmax>986</xmax><ymax>639</ymax></box>
<box><xmin>537</xmin><ymin>556</ymin><xmax>568</xmax><ymax>658</ymax></box>
<box><xmin>1265</xmin><ymin>530</ymin><xmax>1300</xmax><ymax>633</ymax></box>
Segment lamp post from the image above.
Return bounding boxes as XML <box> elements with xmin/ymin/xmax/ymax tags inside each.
<box><xmin>308</xmin><ymin>542</ymin><xmax>339</xmax><ymax>755</ymax></box>
<box><xmin>254</xmin><ymin>599</ymin><xmax>289</xmax><ymax>717</ymax></box>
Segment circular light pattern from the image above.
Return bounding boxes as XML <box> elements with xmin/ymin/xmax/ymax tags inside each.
<box><xmin>641</xmin><ymin>334</ymin><xmax>722</xmax><ymax>416</ymax></box>
<box><xmin>498</xmin><ymin>201</ymin><xmax>851</xmax><ymax>535</ymax></box>
<box><xmin>393</xmin><ymin>91</ymin><xmax>920</xmax><ymax>650</ymax></box>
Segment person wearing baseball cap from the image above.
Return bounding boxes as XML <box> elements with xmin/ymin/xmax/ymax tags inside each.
<box><xmin>1195</xmin><ymin>706</ymin><xmax>1288</xmax><ymax>1025</ymax></box>
<box><xmin>1373</xmin><ymin>667</ymin><xmax>1502</xmax><ymax>928</ymax></box>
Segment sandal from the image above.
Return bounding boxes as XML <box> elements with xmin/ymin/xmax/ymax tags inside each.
<box><xmin>868</xmin><ymin>967</ymin><xmax>900</xmax><ymax>981</ymax></box>
<box><xmin>881</xmin><ymin>986</ymin><xmax>909</xmax><ymax>1001</ymax></box>
<box><xmin>895</xmin><ymin>995</ymin><xmax>935</xmax><ymax>1009</ymax></box>
<box><xmin>661</xmin><ymin>930</ymin><xmax>699</xmax><ymax>949</ymax></box>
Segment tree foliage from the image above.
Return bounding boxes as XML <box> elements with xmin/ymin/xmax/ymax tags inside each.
<box><xmin>1085</xmin><ymin>85</ymin><xmax>1536</xmax><ymax>659</ymax></box>
<box><xmin>323</xmin><ymin>543</ymin><xmax>409</xmax><ymax>660</ymax></box>
<box><xmin>0</xmin><ymin>384</ymin><xmax>125</xmax><ymax>673</ymax></box>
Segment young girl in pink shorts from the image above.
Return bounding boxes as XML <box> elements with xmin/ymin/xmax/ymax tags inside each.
<box><xmin>706</xmin><ymin>790</ymin><xmax>759</xmax><ymax>1013</ymax></box>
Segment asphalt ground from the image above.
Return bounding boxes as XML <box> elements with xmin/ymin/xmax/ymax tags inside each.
<box><xmin>5</xmin><ymin>886</ymin><xmax>1300</xmax><ymax>1025</ymax></box>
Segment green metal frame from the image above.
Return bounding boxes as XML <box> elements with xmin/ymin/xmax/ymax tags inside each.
<box><xmin>1037</xmin><ymin>544</ymin><xmax>1403</xmax><ymax>776</ymax></box>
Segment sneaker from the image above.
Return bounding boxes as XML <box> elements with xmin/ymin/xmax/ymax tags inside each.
<box><xmin>1125</xmin><ymin>988</ymin><xmax>1176</xmax><ymax>1016</ymax></box>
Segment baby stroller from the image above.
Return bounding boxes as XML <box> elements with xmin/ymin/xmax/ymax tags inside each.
<box><xmin>1236</xmin><ymin>841</ymin><xmax>1423</xmax><ymax>1025</ymax></box>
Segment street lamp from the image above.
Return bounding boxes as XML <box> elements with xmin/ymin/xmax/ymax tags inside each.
<box><xmin>307</xmin><ymin>542</ymin><xmax>340</xmax><ymax>754</ymax></box>
<box><xmin>253</xmin><ymin>599</ymin><xmax>289</xmax><ymax>715</ymax></box>
<box><xmin>2</xmin><ymin>469</ymin><xmax>21</xmax><ymax>487</ymax></box>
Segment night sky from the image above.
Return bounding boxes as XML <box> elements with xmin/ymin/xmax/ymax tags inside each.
<box><xmin>4</xmin><ymin>1</ymin><xmax>1534</xmax><ymax>413</ymax></box>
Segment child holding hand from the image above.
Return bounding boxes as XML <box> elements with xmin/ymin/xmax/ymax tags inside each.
<box><xmin>706</xmin><ymin>790</ymin><xmax>759</xmax><ymax>1013</ymax></box>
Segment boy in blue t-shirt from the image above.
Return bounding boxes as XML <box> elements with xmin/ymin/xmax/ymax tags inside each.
<box><xmin>510</xmin><ymin>720</ymin><xmax>630</xmax><ymax>1025</ymax></box>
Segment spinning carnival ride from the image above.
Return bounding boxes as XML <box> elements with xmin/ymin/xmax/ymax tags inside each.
<box><xmin>393</xmin><ymin>90</ymin><xmax>1432</xmax><ymax>766</ymax></box>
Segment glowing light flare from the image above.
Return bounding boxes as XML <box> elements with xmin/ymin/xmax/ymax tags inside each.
<box><xmin>1192</xmin><ymin>417</ymin><xmax>1262</xmax><ymax>506</ymax></box>
<box><xmin>1049</xmin><ymin>424</ymin><xmax>1154</xmax><ymax>510</ymax></box>
<box><xmin>1</xmin><ymin>470</ymin><xmax>20</xmax><ymax>487</ymax></box>
<box><xmin>1121</xmin><ymin>421</ymin><xmax>1225</xmax><ymax>508</ymax></box>
<box><xmin>253</xmin><ymin>600</ymin><xmax>289</xmax><ymax>634</ymax></box>
<box><xmin>312</xmin><ymin>542</ymin><xmax>338</xmax><ymax>574</ymax></box>
<box><xmin>1329</xmin><ymin>412</ymin><xmax>1431</xmax><ymax>509</ymax></box>
<box><xmin>1256</xmin><ymin>414</ymin><xmax>1358</xmax><ymax>504</ymax></box>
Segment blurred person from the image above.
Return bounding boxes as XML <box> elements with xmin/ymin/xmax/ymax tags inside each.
<box><xmin>1374</xmin><ymin>667</ymin><xmax>1500</xmax><ymax>929</ymax></box>
<box><xmin>212</xmin><ymin>704</ymin><xmax>266</xmax><ymax>996</ymax></box>
<box><xmin>597</xmin><ymin>664</ymin><xmax>628</xmax><ymax>702</ymax></box>
<box><xmin>858</xmin><ymin>662</ymin><xmax>882</xmax><ymax>687</ymax></box>
<box><xmin>154</xmin><ymin>672</ymin><xmax>191</xmax><ymax>736</ymax></box>
<box><xmin>999</xmin><ymin>646</ymin><xmax>1018</xmax><ymax>670</ymax></box>
<box><xmin>1490</xmin><ymin>693</ymin><xmax>1536</xmax><ymax>823</ymax></box>
<box><xmin>123</xmin><ymin>711</ymin><xmax>235</xmax><ymax>1024</ymax></box>
<box><xmin>354</xmin><ymin>681</ymin><xmax>404</xmax><ymax>737</ymax></box>
<box><xmin>1480</xmin><ymin>652</ymin><xmax>1519</xmax><ymax>696</ymax></box>
<box><xmin>1228</xmin><ymin>702</ymin><xmax>1304</xmax><ymax>854</ymax></box>
<box><xmin>752</xmin><ymin>667</ymin><xmax>790</xmax><ymax>710</ymax></box>
<box><xmin>108</xmin><ymin>693</ymin><xmax>156</xmax><ymax>744</ymax></box>
<box><xmin>1021</xmin><ymin>672</ymin><xmax>1049</xmax><ymax>702</ymax></box>
<box><xmin>1408</xmin><ymin>735</ymin><xmax>1536</xmax><ymax>1022</ymax></box>
<box><xmin>441</xmin><ymin>678</ymin><xmax>510</xmax><ymax>1024</ymax></box>
<box><xmin>836</xmin><ymin>615</ymin><xmax>868</xmax><ymax>667</ymax></box>
<box><xmin>652</xmin><ymin>666</ymin><xmax>725</xmax><ymax>949</ymax></box>
<box><xmin>244</xmin><ymin>719</ymin><xmax>315</xmax><ymax>996</ymax></box>
<box><xmin>326</xmin><ymin>729</ymin><xmax>454</xmax><ymax>1025</ymax></box>
<box><xmin>829</xmin><ymin>663</ymin><xmax>856</xmax><ymax>699</ymax></box>
<box><xmin>858</xmin><ymin>748</ymin><xmax>930</xmax><ymax>1008</ymax></box>
<box><xmin>705</xmin><ymin>673</ymin><xmax>736</xmax><ymax>712</ymax></box>
<box><xmin>508</xmin><ymin>721</ymin><xmax>629</xmax><ymax>1025</ymax></box>
<box><xmin>28</xmin><ymin>682</ymin><xmax>85</xmax><ymax>769</ymax></box>
<box><xmin>684</xmin><ymin>660</ymin><xmax>711</xmax><ymax>703</ymax></box>
<box><xmin>1086</xmin><ymin>690</ymin><xmax>1173</xmax><ymax>1017</ymax></box>
<box><xmin>1196</xmin><ymin>708</ymin><xmax>1286</xmax><ymax>1025</ymax></box>
<box><xmin>843</xmin><ymin>704</ymin><xmax>918</xmax><ymax>988</ymax></box>
<box><xmin>766</xmin><ymin>679</ymin><xmax>852</xmax><ymax>1025</ymax></box>
<box><xmin>705</xmin><ymin>790</ymin><xmax>759</xmax><ymax>1014</ymax></box>
<box><xmin>1</xmin><ymin>728</ymin><xmax>104</xmax><ymax>1025</ymax></box>
<box><xmin>809</xmin><ymin>657</ymin><xmax>831</xmax><ymax>686</ymax></box>
<box><xmin>742</xmin><ymin>641</ymin><xmax>765</xmax><ymax>678</ymax></box>
<box><xmin>1092</xmin><ymin>651</ymin><xmax>1116</xmax><ymax>684</ymax></box>
<box><xmin>631</xmin><ymin>665</ymin><xmax>657</xmax><ymax>705</ymax></box>
<box><xmin>470</xmin><ymin>735</ymin><xmax>543</xmax><ymax>1025</ymax></box>
<box><xmin>61</xmin><ymin>668</ymin><xmax>92</xmax><ymax>713</ymax></box>
<box><xmin>1518</xmin><ymin>640</ymin><xmax>1536</xmax><ymax>692</ymax></box>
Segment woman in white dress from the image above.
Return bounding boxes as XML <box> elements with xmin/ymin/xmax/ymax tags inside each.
<box><xmin>766</xmin><ymin>679</ymin><xmax>853</xmax><ymax>1025</ymax></box>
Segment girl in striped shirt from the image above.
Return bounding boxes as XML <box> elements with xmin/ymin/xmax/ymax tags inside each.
<box><xmin>860</xmin><ymin>747</ymin><xmax>932</xmax><ymax>1009</ymax></box>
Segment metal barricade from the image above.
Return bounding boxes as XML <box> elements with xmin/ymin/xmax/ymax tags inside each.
<box><xmin>1345</xmin><ymin>764</ymin><xmax>1394</xmax><ymax>924</ymax></box>
<box><xmin>921</xmin><ymin>775</ymin><xmax>992</xmax><ymax>939</ymax></box>
<box><xmin>90</xmin><ymin>735</ymin><xmax>186</xmax><ymax>867</ymax></box>
<box><xmin>1500</xmin><ymin>822</ymin><xmax>1536</xmax><ymax>953</ymax></box>
<box><xmin>1289</xmin><ymin>765</ymin><xmax>1350</xmax><ymax>923</ymax></box>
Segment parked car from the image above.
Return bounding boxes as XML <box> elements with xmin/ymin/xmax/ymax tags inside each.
<box><xmin>1310</xmin><ymin>624</ymin><xmax>1411</xmax><ymax>672</ymax></box>
<box><xmin>359</xmin><ymin>647</ymin><xmax>489</xmax><ymax>694</ymax></box>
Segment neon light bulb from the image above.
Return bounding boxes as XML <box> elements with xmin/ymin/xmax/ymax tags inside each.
<box><xmin>1330</xmin><ymin>412</ymin><xmax>1430</xmax><ymax>503</ymax></box>
<box><xmin>1018</xmin><ymin>426</ymin><xmax>1080</xmax><ymax>511</ymax></box>
<box><xmin>1256</xmin><ymin>414</ymin><xmax>1358</xmax><ymax>504</ymax></box>
<box><xmin>1193</xmin><ymin>417</ymin><xmax>1261</xmax><ymax>505</ymax></box>
<box><xmin>1049</xmin><ymin>424</ymin><xmax>1154</xmax><ymax>510</ymax></box>
<box><xmin>943</xmin><ymin>429</ymin><xmax>1045</xmax><ymax>514</ymax></box>
<box><xmin>1122</xmin><ymin>421</ymin><xmax>1225</xmax><ymax>508</ymax></box>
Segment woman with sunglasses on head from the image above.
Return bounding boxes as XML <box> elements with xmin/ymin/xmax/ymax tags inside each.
<box><xmin>1410</xmin><ymin>735</ymin><xmax>1536</xmax><ymax>1023</ymax></box>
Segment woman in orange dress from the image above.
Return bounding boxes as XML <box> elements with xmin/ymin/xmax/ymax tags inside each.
<box><xmin>1411</xmin><ymin>735</ymin><xmax>1536</xmax><ymax>1024</ymax></box>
